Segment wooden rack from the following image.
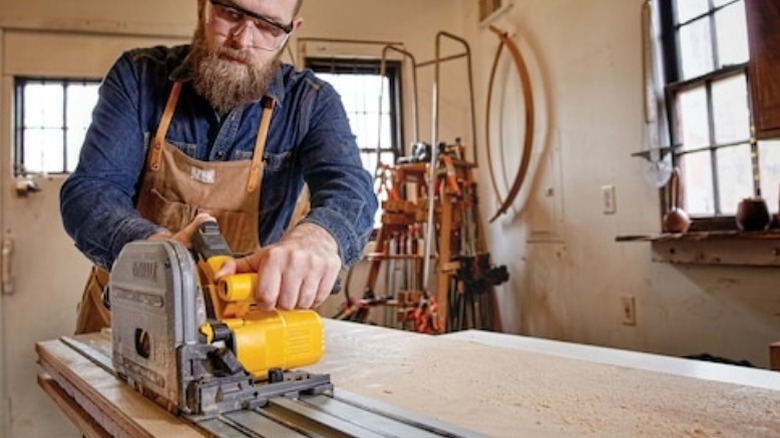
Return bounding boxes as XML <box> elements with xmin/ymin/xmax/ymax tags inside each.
<box><xmin>363</xmin><ymin>146</ymin><xmax>505</xmax><ymax>333</ymax></box>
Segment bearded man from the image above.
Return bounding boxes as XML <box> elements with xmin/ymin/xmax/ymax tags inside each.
<box><xmin>60</xmin><ymin>0</ymin><xmax>378</xmax><ymax>334</ymax></box>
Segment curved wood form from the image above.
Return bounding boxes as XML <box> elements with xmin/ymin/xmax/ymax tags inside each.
<box><xmin>485</xmin><ymin>26</ymin><xmax>536</xmax><ymax>223</ymax></box>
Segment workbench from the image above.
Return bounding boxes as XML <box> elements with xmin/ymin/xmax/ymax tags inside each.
<box><xmin>37</xmin><ymin>319</ymin><xmax>780</xmax><ymax>437</ymax></box>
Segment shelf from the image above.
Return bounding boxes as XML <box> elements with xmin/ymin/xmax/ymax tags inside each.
<box><xmin>616</xmin><ymin>229</ymin><xmax>780</xmax><ymax>242</ymax></box>
<box><xmin>617</xmin><ymin>230</ymin><xmax>780</xmax><ymax>267</ymax></box>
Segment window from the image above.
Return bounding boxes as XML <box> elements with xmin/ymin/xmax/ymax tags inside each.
<box><xmin>306</xmin><ymin>58</ymin><xmax>403</xmax><ymax>175</ymax></box>
<box><xmin>660</xmin><ymin>0</ymin><xmax>780</xmax><ymax>220</ymax></box>
<box><xmin>306</xmin><ymin>58</ymin><xmax>403</xmax><ymax>229</ymax></box>
<box><xmin>14</xmin><ymin>77</ymin><xmax>100</xmax><ymax>176</ymax></box>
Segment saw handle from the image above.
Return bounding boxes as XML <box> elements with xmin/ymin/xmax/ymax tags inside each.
<box><xmin>192</xmin><ymin>220</ymin><xmax>231</xmax><ymax>260</ymax></box>
<box><xmin>219</xmin><ymin>273</ymin><xmax>255</xmax><ymax>302</ymax></box>
<box><xmin>194</xmin><ymin>220</ymin><xmax>342</xmax><ymax>306</ymax></box>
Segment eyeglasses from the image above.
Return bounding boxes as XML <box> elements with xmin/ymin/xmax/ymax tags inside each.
<box><xmin>208</xmin><ymin>0</ymin><xmax>293</xmax><ymax>51</ymax></box>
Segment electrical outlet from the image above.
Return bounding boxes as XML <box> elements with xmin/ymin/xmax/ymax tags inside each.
<box><xmin>601</xmin><ymin>185</ymin><xmax>616</xmax><ymax>215</ymax></box>
<box><xmin>621</xmin><ymin>295</ymin><xmax>636</xmax><ymax>326</ymax></box>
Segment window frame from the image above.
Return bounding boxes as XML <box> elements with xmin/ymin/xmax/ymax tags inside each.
<box><xmin>658</xmin><ymin>0</ymin><xmax>757</xmax><ymax>229</ymax></box>
<box><xmin>13</xmin><ymin>76</ymin><xmax>101</xmax><ymax>177</ymax></box>
<box><xmin>304</xmin><ymin>57</ymin><xmax>405</xmax><ymax>169</ymax></box>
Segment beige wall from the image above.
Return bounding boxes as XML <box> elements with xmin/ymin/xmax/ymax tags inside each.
<box><xmin>0</xmin><ymin>0</ymin><xmax>195</xmax><ymax>36</ymax></box>
<box><xmin>461</xmin><ymin>0</ymin><xmax>780</xmax><ymax>368</ymax></box>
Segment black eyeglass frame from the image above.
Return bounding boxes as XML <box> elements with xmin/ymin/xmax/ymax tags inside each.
<box><xmin>208</xmin><ymin>0</ymin><xmax>294</xmax><ymax>35</ymax></box>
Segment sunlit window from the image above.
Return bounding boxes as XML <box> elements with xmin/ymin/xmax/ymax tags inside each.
<box><xmin>306</xmin><ymin>58</ymin><xmax>403</xmax><ymax>227</ymax></box>
<box><xmin>14</xmin><ymin>78</ymin><xmax>100</xmax><ymax>176</ymax></box>
<box><xmin>306</xmin><ymin>58</ymin><xmax>401</xmax><ymax>171</ymax></box>
<box><xmin>661</xmin><ymin>0</ymin><xmax>779</xmax><ymax>218</ymax></box>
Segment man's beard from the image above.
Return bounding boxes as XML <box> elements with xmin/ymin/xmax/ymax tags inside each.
<box><xmin>190</xmin><ymin>25</ymin><xmax>280</xmax><ymax>114</ymax></box>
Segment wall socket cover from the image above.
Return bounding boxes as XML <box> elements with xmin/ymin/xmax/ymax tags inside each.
<box><xmin>601</xmin><ymin>185</ymin><xmax>616</xmax><ymax>215</ymax></box>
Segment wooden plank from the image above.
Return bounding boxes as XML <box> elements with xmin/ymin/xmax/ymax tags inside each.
<box><xmin>37</xmin><ymin>374</ymin><xmax>112</xmax><ymax>438</ymax></box>
<box><xmin>650</xmin><ymin>238</ymin><xmax>780</xmax><ymax>266</ymax></box>
<box><xmin>38</xmin><ymin>359</ymin><xmax>135</xmax><ymax>438</ymax></box>
<box><xmin>617</xmin><ymin>229</ymin><xmax>780</xmax><ymax>242</ymax></box>
<box><xmin>36</xmin><ymin>339</ymin><xmax>204</xmax><ymax>438</ymax></box>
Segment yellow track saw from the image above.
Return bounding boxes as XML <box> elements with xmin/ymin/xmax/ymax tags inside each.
<box><xmin>110</xmin><ymin>221</ymin><xmax>331</xmax><ymax>418</ymax></box>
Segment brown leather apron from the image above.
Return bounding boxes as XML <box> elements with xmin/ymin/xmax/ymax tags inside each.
<box><xmin>74</xmin><ymin>81</ymin><xmax>273</xmax><ymax>334</ymax></box>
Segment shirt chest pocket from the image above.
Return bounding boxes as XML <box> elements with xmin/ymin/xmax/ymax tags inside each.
<box><xmin>168</xmin><ymin>139</ymin><xmax>198</xmax><ymax>156</ymax></box>
<box><xmin>257</xmin><ymin>150</ymin><xmax>293</xmax><ymax>213</ymax></box>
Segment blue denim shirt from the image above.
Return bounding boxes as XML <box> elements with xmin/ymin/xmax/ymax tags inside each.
<box><xmin>60</xmin><ymin>45</ymin><xmax>377</xmax><ymax>270</ymax></box>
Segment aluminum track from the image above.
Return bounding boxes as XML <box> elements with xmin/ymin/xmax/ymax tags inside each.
<box><xmin>196</xmin><ymin>390</ymin><xmax>487</xmax><ymax>438</ymax></box>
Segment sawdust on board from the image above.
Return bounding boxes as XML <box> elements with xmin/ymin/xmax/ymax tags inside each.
<box><xmin>307</xmin><ymin>321</ymin><xmax>780</xmax><ymax>437</ymax></box>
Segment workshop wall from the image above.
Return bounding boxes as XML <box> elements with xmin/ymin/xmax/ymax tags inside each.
<box><xmin>0</xmin><ymin>0</ymin><xmax>195</xmax><ymax>36</ymax></box>
<box><xmin>457</xmin><ymin>0</ymin><xmax>780</xmax><ymax>369</ymax></box>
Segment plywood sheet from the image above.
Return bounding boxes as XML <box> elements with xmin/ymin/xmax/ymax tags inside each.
<box><xmin>307</xmin><ymin>320</ymin><xmax>780</xmax><ymax>437</ymax></box>
<box><xmin>36</xmin><ymin>320</ymin><xmax>780</xmax><ymax>437</ymax></box>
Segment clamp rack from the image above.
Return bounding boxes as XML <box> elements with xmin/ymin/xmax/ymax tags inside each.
<box><xmin>337</xmin><ymin>32</ymin><xmax>507</xmax><ymax>333</ymax></box>
<box><xmin>363</xmin><ymin>141</ymin><xmax>506</xmax><ymax>333</ymax></box>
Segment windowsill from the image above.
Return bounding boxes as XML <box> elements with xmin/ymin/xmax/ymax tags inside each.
<box><xmin>616</xmin><ymin>229</ymin><xmax>780</xmax><ymax>242</ymax></box>
<box><xmin>616</xmin><ymin>229</ymin><xmax>780</xmax><ymax>267</ymax></box>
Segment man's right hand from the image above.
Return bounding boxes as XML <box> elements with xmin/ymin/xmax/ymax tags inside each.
<box><xmin>214</xmin><ymin>222</ymin><xmax>341</xmax><ymax>312</ymax></box>
<box><xmin>146</xmin><ymin>213</ymin><xmax>216</xmax><ymax>248</ymax></box>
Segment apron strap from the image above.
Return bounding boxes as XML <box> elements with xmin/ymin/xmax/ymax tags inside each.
<box><xmin>247</xmin><ymin>98</ymin><xmax>275</xmax><ymax>193</ymax></box>
<box><xmin>149</xmin><ymin>81</ymin><xmax>183</xmax><ymax>171</ymax></box>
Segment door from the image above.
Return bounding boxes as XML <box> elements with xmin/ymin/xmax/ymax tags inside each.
<box><xmin>0</xmin><ymin>30</ymin><xmax>187</xmax><ymax>438</ymax></box>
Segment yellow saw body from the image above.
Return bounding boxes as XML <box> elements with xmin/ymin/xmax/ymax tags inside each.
<box><xmin>197</xmin><ymin>253</ymin><xmax>324</xmax><ymax>380</ymax></box>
